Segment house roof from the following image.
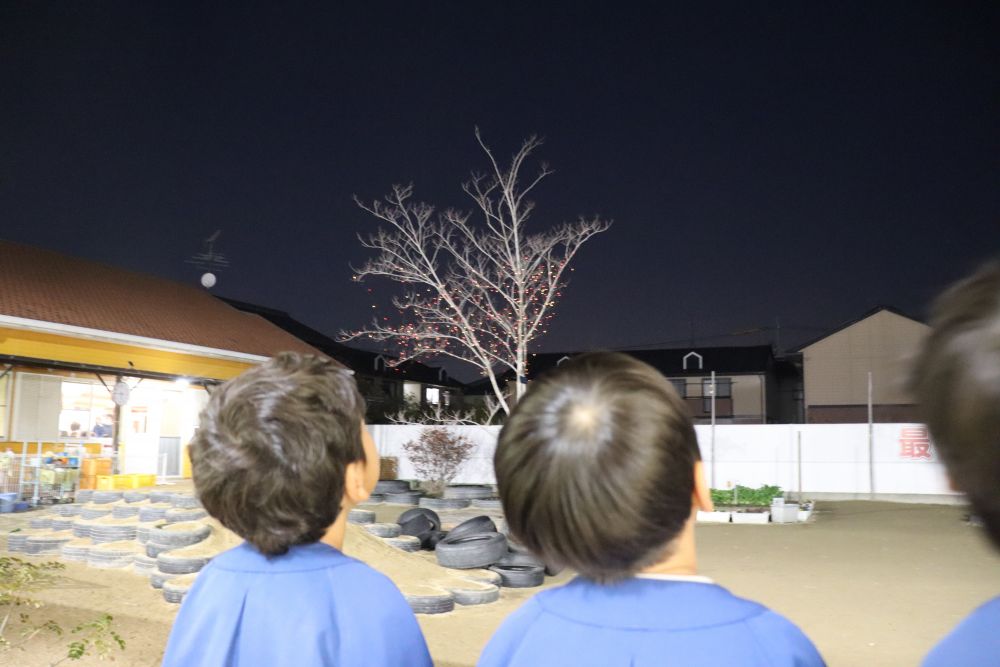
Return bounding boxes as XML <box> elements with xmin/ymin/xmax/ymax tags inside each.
<box><xmin>465</xmin><ymin>345</ymin><xmax>776</xmax><ymax>393</ymax></box>
<box><xmin>0</xmin><ymin>240</ymin><xmax>321</xmax><ymax>359</ymax></box>
<box><xmin>221</xmin><ymin>298</ymin><xmax>464</xmax><ymax>388</ymax></box>
<box><xmin>792</xmin><ymin>305</ymin><xmax>925</xmax><ymax>352</ymax></box>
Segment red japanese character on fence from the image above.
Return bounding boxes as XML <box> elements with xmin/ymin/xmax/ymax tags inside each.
<box><xmin>899</xmin><ymin>426</ymin><xmax>932</xmax><ymax>460</ymax></box>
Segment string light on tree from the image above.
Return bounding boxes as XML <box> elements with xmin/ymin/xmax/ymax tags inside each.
<box><xmin>340</xmin><ymin>130</ymin><xmax>609</xmax><ymax>415</ymax></box>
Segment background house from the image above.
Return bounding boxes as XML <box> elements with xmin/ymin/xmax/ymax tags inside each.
<box><xmin>797</xmin><ymin>306</ymin><xmax>930</xmax><ymax>423</ymax></box>
<box><xmin>468</xmin><ymin>345</ymin><xmax>803</xmax><ymax>424</ymax></box>
<box><xmin>222</xmin><ymin>299</ymin><xmax>464</xmax><ymax>422</ymax></box>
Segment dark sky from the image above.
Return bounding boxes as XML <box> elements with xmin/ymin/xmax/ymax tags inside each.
<box><xmin>2</xmin><ymin>2</ymin><xmax>997</xmax><ymax>378</ymax></box>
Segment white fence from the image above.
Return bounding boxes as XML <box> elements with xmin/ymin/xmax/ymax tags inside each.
<box><xmin>370</xmin><ymin>423</ymin><xmax>956</xmax><ymax>498</ymax></box>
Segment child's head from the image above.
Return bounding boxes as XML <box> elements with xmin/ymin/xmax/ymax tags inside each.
<box><xmin>495</xmin><ymin>351</ymin><xmax>702</xmax><ymax>583</ymax></box>
<box><xmin>911</xmin><ymin>261</ymin><xmax>1000</xmax><ymax>550</ymax></box>
<box><xmin>190</xmin><ymin>352</ymin><xmax>372</xmax><ymax>555</ymax></box>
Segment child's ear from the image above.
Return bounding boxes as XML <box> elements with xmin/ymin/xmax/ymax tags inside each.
<box><xmin>343</xmin><ymin>459</ymin><xmax>371</xmax><ymax>506</ymax></box>
<box><xmin>692</xmin><ymin>461</ymin><xmax>713</xmax><ymax>512</ymax></box>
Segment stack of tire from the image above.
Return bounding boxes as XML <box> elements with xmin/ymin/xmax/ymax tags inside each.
<box><xmin>145</xmin><ymin>521</ymin><xmax>214</xmax><ymax>603</ymax></box>
<box><xmin>375</xmin><ymin>480</ymin><xmax>423</xmax><ymax>506</ymax></box>
<box><xmin>394</xmin><ymin>509</ymin><xmax>548</xmax><ymax>589</ymax></box>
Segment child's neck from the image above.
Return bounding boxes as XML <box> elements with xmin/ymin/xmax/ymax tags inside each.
<box><xmin>321</xmin><ymin>510</ymin><xmax>349</xmax><ymax>550</ymax></box>
<box><xmin>639</xmin><ymin>511</ymin><xmax>699</xmax><ymax>577</ymax></box>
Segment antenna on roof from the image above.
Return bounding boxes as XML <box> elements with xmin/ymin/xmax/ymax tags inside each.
<box><xmin>186</xmin><ymin>230</ymin><xmax>229</xmax><ymax>289</ymax></box>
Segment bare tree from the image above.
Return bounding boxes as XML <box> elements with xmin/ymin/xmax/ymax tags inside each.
<box><xmin>386</xmin><ymin>397</ymin><xmax>503</xmax><ymax>427</ymax></box>
<box><xmin>343</xmin><ymin>130</ymin><xmax>610</xmax><ymax>415</ymax></box>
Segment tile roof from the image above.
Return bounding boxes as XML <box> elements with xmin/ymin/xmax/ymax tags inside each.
<box><xmin>0</xmin><ymin>240</ymin><xmax>321</xmax><ymax>358</ymax></box>
<box><xmin>220</xmin><ymin>298</ymin><xmax>464</xmax><ymax>387</ymax></box>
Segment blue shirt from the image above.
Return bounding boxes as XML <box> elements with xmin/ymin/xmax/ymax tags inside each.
<box><xmin>479</xmin><ymin>577</ymin><xmax>824</xmax><ymax>667</ymax></box>
<box><xmin>162</xmin><ymin>541</ymin><xmax>431</xmax><ymax>667</ymax></box>
<box><xmin>923</xmin><ymin>595</ymin><xmax>1000</xmax><ymax>666</ymax></box>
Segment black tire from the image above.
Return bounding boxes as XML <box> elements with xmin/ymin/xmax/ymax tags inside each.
<box><xmin>398</xmin><ymin>508</ymin><xmax>441</xmax><ymax>531</ymax></box>
<box><xmin>490</xmin><ymin>563</ymin><xmax>545</xmax><ymax>588</ymax></box>
<box><xmin>544</xmin><ymin>561</ymin><xmax>565</xmax><ymax>577</ymax></box>
<box><xmin>398</xmin><ymin>514</ymin><xmax>436</xmax><ymax>547</ymax></box>
<box><xmin>149</xmin><ymin>572</ymin><xmax>179</xmax><ymax>589</ymax></box>
<box><xmin>425</xmin><ymin>530</ymin><xmax>448</xmax><ymax>550</ymax></box>
<box><xmin>146</xmin><ymin>542</ymin><xmax>176</xmax><ymax>558</ymax></box>
<box><xmin>501</xmin><ymin>544</ymin><xmax>564</xmax><ymax>576</ymax></box>
<box><xmin>385</xmin><ymin>535</ymin><xmax>421</xmax><ymax>552</ymax></box>
<box><xmin>138</xmin><ymin>506</ymin><xmax>169</xmax><ymax>522</ymax></box>
<box><xmin>74</xmin><ymin>490</ymin><xmax>94</xmax><ymax>503</ymax></box>
<box><xmin>29</xmin><ymin>517</ymin><xmax>52</xmax><ymax>529</ymax></box>
<box><xmin>80</xmin><ymin>507</ymin><xmax>113</xmax><ymax>520</ymax></box>
<box><xmin>375</xmin><ymin>480</ymin><xmax>411</xmax><ymax>494</ymax></box>
<box><xmin>157</xmin><ymin>553</ymin><xmax>211</xmax><ymax>575</ymax></box>
<box><xmin>123</xmin><ymin>491</ymin><xmax>149</xmax><ymax>503</ymax></box>
<box><xmin>384</xmin><ymin>491</ymin><xmax>422</xmax><ymax>505</ymax></box>
<box><xmin>365</xmin><ymin>493</ymin><xmax>385</xmax><ymax>504</ymax></box>
<box><xmin>148</xmin><ymin>522</ymin><xmax>212</xmax><ymax>547</ymax></box>
<box><xmin>347</xmin><ymin>509</ymin><xmax>376</xmax><ymax>525</ymax></box>
<box><xmin>171</xmin><ymin>495</ymin><xmax>202</xmax><ymax>509</ymax></box>
<box><xmin>148</xmin><ymin>491</ymin><xmax>175</xmax><ymax>504</ymax></box>
<box><xmin>111</xmin><ymin>505</ymin><xmax>140</xmax><ymax>518</ymax></box>
<box><xmin>446</xmin><ymin>515</ymin><xmax>497</xmax><ymax>541</ymax></box>
<box><xmin>471</xmin><ymin>498</ymin><xmax>504</xmax><ymax>510</ymax></box>
<box><xmin>419</xmin><ymin>497</ymin><xmax>470</xmax><ymax>510</ymax></box>
<box><xmin>92</xmin><ymin>491</ymin><xmax>123</xmax><ymax>504</ymax></box>
<box><xmin>442</xmin><ymin>485</ymin><xmax>495</xmax><ymax>500</ymax></box>
<box><xmin>435</xmin><ymin>532</ymin><xmax>507</xmax><ymax>569</ymax></box>
<box><xmin>448</xmin><ymin>584</ymin><xmax>501</xmax><ymax>606</ymax></box>
<box><xmin>405</xmin><ymin>591</ymin><xmax>455</xmax><ymax>615</ymax></box>
<box><xmin>163</xmin><ymin>576</ymin><xmax>195</xmax><ymax>604</ymax></box>
<box><xmin>164</xmin><ymin>508</ymin><xmax>208</xmax><ymax>523</ymax></box>
<box><xmin>363</xmin><ymin>522</ymin><xmax>401</xmax><ymax>538</ymax></box>
<box><xmin>496</xmin><ymin>551</ymin><xmax>545</xmax><ymax>569</ymax></box>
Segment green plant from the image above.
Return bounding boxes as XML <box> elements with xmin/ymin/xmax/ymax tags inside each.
<box><xmin>710</xmin><ymin>484</ymin><xmax>783</xmax><ymax>507</ymax></box>
<box><xmin>0</xmin><ymin>556</ymin><xmax>125</xmax><ymax>663</ymax></box>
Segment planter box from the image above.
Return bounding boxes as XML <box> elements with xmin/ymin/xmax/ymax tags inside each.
<box><xmin>731</xmin><ymin>511</ymin><xmax>770</xmax><ymax>524</ymax></box>
<box><xmin>697</xmin><ymin>510</ymin><xmax>732</xmax><ymax>523</ymax></box>
<box><xmin>772</xmin><ymin>504</ymin><xmax>799</xmax><ymax>524</ymax></box>
<box><xmin>797</xmin><ymin>509</ymin><xmax>813</xmax><ymax>522</ymax></box>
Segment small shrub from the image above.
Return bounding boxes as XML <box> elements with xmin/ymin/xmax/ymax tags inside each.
<box><xmin>711</xmin><ymin>484</ymin><xmax>783</xmax><ymax>507</ymax></box>
<box><xmin>402</xmin><ymin>427</ymin><xmax>475</xmax><ymax>496</ymax></box>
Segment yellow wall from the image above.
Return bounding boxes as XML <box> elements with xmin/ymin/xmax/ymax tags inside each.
<box><xmin>0</xmin><ymin>441</ymin><xmax>101</xmax><ymax>455</ymax></box>
<box><xmin>0</xmin><ymin>327</ymin><xmax>254</xmax><ymax>381</ymax></box>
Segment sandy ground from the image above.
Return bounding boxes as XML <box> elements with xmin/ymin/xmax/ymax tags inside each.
<box><xmin>1</xmin><ymin>499</ymin><xmax>997</xmax><ymax>667</ymax></box>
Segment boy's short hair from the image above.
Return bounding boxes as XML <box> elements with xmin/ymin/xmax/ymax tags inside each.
<box><xmin>911</xmin><ymin>261</ymin><xmax>1000</xmax><ymax>549</ymax></box>
<box><xmin>495</xmin><ymin>351</ymin><xmax>701</xmax><ymax>583</ymax></box>
<box><xmin>190</xmin><ymin>352</ymin><xmax>366</xmax><ymax>556</ymax></box>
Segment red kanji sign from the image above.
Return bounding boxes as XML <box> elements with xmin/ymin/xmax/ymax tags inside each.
<box><xmin>899</xmin><ymin>426</ymin><xmax>932</xmax><ymax>460</ymax></box>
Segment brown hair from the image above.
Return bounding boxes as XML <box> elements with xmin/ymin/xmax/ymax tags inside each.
<box><xmin>911</xmin><ymin>261</ymin><xmax>1000</xmax><ymax>549</ymax></box>
<box><xmin>495</xmin><ymin>351</ymin><xmax>701</xmax><ymax>583</ymax></box>
<box><xmin>190</xmin><ymin>352</ymin><xmax>366</xmax><ymax>555</ymax></box>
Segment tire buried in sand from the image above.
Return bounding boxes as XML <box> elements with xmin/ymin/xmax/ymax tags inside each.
<box><xmin>489</xmin><ymin>563</ymin><xmax>545</xmax><ymax>588</ymax></box>
<box><xmin>404</xmin><ymin>586</ymin><xmax>455</xmax><ymax>615</ymax></box>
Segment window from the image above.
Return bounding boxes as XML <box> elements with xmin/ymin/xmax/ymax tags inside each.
<box><xmin>669</xmin><ymin>379</ymin><xmax>687</xmax><ymax>398</ymax></box>
<box><xmin>425</xmin><ymin>387</ymin><xmax>441</xmax><ymax>406</ymax></box>
<box><xmin>701</xmin><ymin>377</ymin><xmax>732</xmax><ymax>413</ymax></box>
<box><xmin>59</xmin><ymin>379</ymin><xmax>116</xmax><ymax>440</ymax></box>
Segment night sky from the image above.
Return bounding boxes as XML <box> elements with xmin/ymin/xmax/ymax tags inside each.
<box><xmin>2</xmin><ymin>3</ymin><xmax>997</xmax><ymax>379</ymax></box>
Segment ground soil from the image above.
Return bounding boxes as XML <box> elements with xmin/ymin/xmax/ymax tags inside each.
<box><xmin>1</xmin><ymin>498</ymin><xmax>997</xmax><ymax>667</ymax></box>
